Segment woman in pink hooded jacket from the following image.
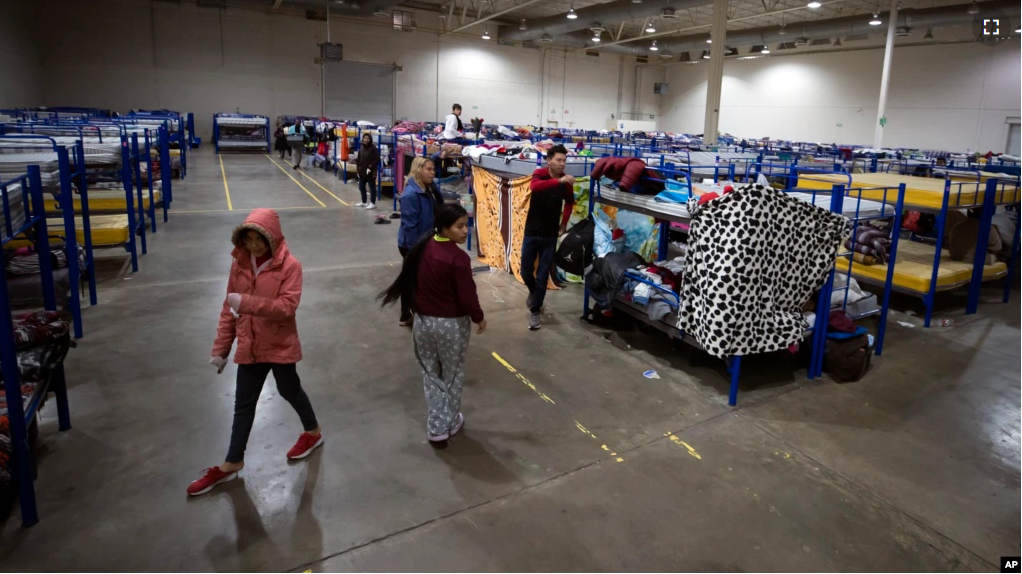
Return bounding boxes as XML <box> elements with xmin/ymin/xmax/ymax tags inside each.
<box><xmin>187</xmin><ymin>208</ymin><xmax>323</xmax><ymax>496</ymax></box>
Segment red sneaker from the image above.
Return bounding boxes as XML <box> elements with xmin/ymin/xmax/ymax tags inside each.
<box><xmin>287</xmin><ymin>432</ymin><xmax>324</xmax><ymax>460</ymax></box>
<box><xmin>186</xmin><ymin>467</ymin><xmax>237</xmax><ymax>496</ymax></box>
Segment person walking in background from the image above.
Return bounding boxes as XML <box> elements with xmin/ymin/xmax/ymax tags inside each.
<box><xmin>188</xmin><ymin>209</ymin><xmax>323</xmax><ymax>496</ymax></box>
<box><xmin>379</xmin><ymin>204</ymin><xmax>486</xmax><ymax>443</ymax></box>
<box><xmin>355</xmin><ymin>133</ymin><xmax>380</xmax><ymax>210</ymax></box>
<box><xmin>396</xmin><ymin>156</ymin><xmax>445</xmax><ymax>326</ymax></box>
<box><xmin>274</xmin><ymin>122</ymin><xmax>291</xmax><ymax>160</ymax></box>
<box><xmin>287</xmin><ymin>119</ymin><xmax>307</xmax><ymax>169</ymax></box>
<box><xmin>522</xmin><ymin>144</ymin><xmax>575</xmax><ymax>331</ymax></box>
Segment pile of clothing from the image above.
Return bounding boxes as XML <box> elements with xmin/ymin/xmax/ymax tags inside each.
<box><xmin>845</xmin><ymin>224</ymin><xmax>891</xmax><ymax>264</ymax></box>
<box><xmin>392</xmin><ymin>121</ymin><xmax>426</xmax><ymax>134</ymax></box>
<box><xmin>0</xmin><ymin>310</ymin><xmax>73</xmax><ymax>493</ymax></box>
<box><xmin>5</xmin><ymin>244</ymin><xmax>85</xmax><ymax>277</ymax></box>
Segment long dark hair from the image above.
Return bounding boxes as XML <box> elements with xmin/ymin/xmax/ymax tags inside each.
<box><xmin>378</xmin><ymin>203</ymin><xmax>469</xmax><ymax>310</ymax></box>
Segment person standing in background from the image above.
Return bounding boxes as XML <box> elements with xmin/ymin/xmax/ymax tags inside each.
<box><xmin>396</xmin><ymin>157</ymin><xmax>445</xmax><ymax>326</ymax></box>
<box><xmin>522</xmin><ymin>144</ymin><xmax>575</xmax><ymax>331</ymax></box>
<box><xmin>274</xmin><ymin>122</ymin><xmax>290</xmax><ymax>160</ymax></box>
<box><xmin>287</xmin><ymin>119</ymin><xmax>307</xmax><ymax>170</ymax></box>
<box><xmin>355</xmin><ymin>133</ymin><xmax>380</xmax><ymax>210</ymax></box>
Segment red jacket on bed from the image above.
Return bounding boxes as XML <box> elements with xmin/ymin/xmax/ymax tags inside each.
<box><xmin>591</xmin><ymin>156</ymin><xmax>665</xmax><ymax>195</ymax></box>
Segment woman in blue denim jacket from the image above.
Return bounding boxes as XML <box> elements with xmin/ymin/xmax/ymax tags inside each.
<box><xmin>397</xmin><ymin>156</ymin><xmax>444</xmax><ymax>325</ymax></box>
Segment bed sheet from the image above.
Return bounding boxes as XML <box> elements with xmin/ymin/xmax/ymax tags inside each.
<box><xmin>796</xmin><ymin>172</ymin><xmax>1017</xmax><ymax>209</ymax></box>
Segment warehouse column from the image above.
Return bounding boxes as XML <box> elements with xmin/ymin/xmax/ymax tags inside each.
<box><xmin>702</xmin><ymin>0</ymin><xmax>728</xmax><ymax>145</ymax></box>
<box><xmin>873</xmin><ymin>0</ymin><xmax>898</xmax><ymax>149</ymax></box>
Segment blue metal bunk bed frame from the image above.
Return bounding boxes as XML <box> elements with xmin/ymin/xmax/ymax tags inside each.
<box><xmin>0</xmin><ymin>164</ymin><xmax>73</xmax><ymax>526</ymax></box>
<box><xmin>125</xmin><ymin>111</ymin><xmax>188</xmax><ymax>179</ymax></box>
<box><xmin>579</xmin><ymin>160</ymin><xmax>905</xmax><ymax>404</ymax></box>
<box><xmin>213</xmin><ymin>113</ymin><xmax>271</xmax><ymax>154</ymax></box>
<box><xmin>750</xmin><ymin>162</ymin><xmax>1021</xmax><ymax>327</ymax></box>
<box><xmin>0</xmin><ymin>135</ymin><xmax>98</xmax><ymax>339</ymax></box>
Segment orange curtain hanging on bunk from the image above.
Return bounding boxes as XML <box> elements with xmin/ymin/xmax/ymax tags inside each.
<box><xmin>472</xmin><ymin>165</ymin><xmax>559</xmax><ymax>290</ymax></box>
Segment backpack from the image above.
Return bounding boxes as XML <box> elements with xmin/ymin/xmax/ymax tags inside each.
<box><xmin>823</xmin><ymin>333</ymin><xmax>874</xmax><ymax>382</ymax></box>
<box><xmin>555</xmin><ymin>216</ymin><xmax>595</xmax><ymax>276</ymax></box>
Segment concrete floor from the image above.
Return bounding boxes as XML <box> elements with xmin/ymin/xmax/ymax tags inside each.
<box><xmin>0</xmin><ymin>150</ymin><xmax>1018</xmax><ymax>571</ymax></box>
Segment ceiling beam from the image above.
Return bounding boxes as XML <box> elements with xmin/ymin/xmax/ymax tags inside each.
<box><xmin>445</xmin><ymin>0</ymin><xmax>546</xmax><ymax>34</ymax></box>
<box><xmin>584</xmin><ymin>0</ymin><xmax>847</xmax><ymax>49</ymax></box>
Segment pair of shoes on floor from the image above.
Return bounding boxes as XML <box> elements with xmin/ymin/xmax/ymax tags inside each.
<box><xmin>187</xmin><ymin>432</ymin><xmax>323</xmax><ymax>496</ymax></box>
<box><xmin>389</xmin><ymin>213</ymin><xmax>401</xmax><ymax>220</ymax></box>
<box><xmin>374</xmin><ymin>216</ymin><xmax>391</xmax><ymax>225</ymax></box>
<box><xmin>292</xmin><ymin>164</ymin><xmax>300</xmax><ymax>170</ymax></box>
<box><xmin>428</xmin><ymin>413</ymin><xmax>465</xmax><ymax>443</ymax></box>
<box><xmin>529</xmin><ymin>312</ymin><xmax>541</xmax><ymax>331</ymax></box>
<box><xmin>355</xmin><ymin>202</ymin><xmax>365</xmax><ymax>207</ymax></box>
<box><xmin>365</xmin><ymin>203</ymin><xmax>376</xmax><ymax>210</ymax></box>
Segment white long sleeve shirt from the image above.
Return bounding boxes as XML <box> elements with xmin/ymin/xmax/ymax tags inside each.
<box><xmin>442</xmin><ymin>114</ymin><xmax>463</xmax><ymax>140</ymax></box>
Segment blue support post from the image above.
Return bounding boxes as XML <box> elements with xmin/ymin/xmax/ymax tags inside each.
<box><xmin>131</xmin><ymin>134</ymin><xmax>148</xmax><ymax>256</ymax></box>
<box><xmin>727</xmin><ymin>356</ymin><xmax>742</xmax><ymax>406</ymax></box>
<box><xmin>875</xmin><ymin>184</ymin><xmax>906</xmax><ymax>356</ymax></box>
<box><xmin>56</xmin><ymin>146</ymin><xmax>83</xmax><ymax>339</ymax></box>
<box><xmin>160</xmin><ymin>125</ymin><xmax>173</xmax><ymax>209</ymax></box>
<box><xmin>143</xmin><ymin>130</ymin><xmax>157</xmax><ymax>232</ymax></box>
<box><xmin>811</xmin><ymin>184</ymin><xmax>845</xmax><ymax>378</ymax></box>
<box><xmin>120</xmin><ymin>136</ymin><xmax>139</xmax><ymax>272</ymax></box>
<box><xmin>213</xmin><ymin>116</ymin><xmax>220</xmax><ymax>154</ymax></box>
<box><xmin>29</xmin><ymin>167</ymin><xmax>56</xmax><ymax>313</ymax></box>
<box><xmin>924</xmin><ymin>182</ymin><xmax>951</xmax><ymax>328</ymax></box>
<box><xmin>1005</xmin><ymin>205</ymin><xmax>1020</xmax><ymax>304</ymax></box>
<box><xmin>965</xmin><ymin>178</ymin><xmax>999</xmax><ymax>315</ymax></box>
<box><xmin>74</xmin><ymin>141</ymin><xmax>98</xmax><ymax>306</ymax></box>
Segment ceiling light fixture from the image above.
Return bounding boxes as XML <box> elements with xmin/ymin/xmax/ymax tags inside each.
<box><xmin>701</xmin><ymin>49</ymin><xmax>711</xmax><ymax>59</ymax></box>
<box><xmin>519</xmin><ymin>19</ymin><xmax>527</xmax><ymax>30</ymax></box>
<box><xmin>591</xmin><ymin>30</ymin><xmax>603</xmax><ymax>42</ymax></box>
<box><xmin>966</xmin><ymin>1</ymin><xmax>980</xmax><ymax>14</ymax></box>
<box><xmin>778</xmin><ymin>23</ymin><xmax>787</xmax><ymax>35</ymax></box>
<box><xmin>540</xmin><ymin>33</ymin><xmax>553</xmax><ymax>42</ymax></box>
<box><xmin>645</xmin><ymin>21</ymin><xmax>656</xmax><ymax>33</ymax></box>
<box><xmin>923</xmin><ymin>28</ymin><xmax>933</xmax><ymax>39</ymax></box>
<box><xmin>761</xmin><ymin>44</ymin><xmax>771</xmax><ymax>53</ymax></box>
<box><xmin>706</xmin><ymin>38</ymin><xmax>713</xmax><ymax>43</ymax></box>
<box><xmin>566</xmin><ymin>6</ymin><xmax>577</xmax><ymax>19</ymax></box>
<box><xmin>869</xmin><ymin>12</ymin><xmax>882</xmax><ymax>25</ymax></box>
<box><xmin>482</xmin><ymin>28</ymin><xmax>491</xmax><ymax>39</ymax></box>
<box><xmin>834</xmin><ymin>37</ymin><xmax>842</xmax><ymax>46</ymax></box>
<box><xmin>650</xmin><ymin>40</ymin><xmax>659</xmax><ymax>51</ymax></box>
<box><xmin>807</xmin><ymin>1</ymin><xmax>821</xmax><ymax>8</ymax></box>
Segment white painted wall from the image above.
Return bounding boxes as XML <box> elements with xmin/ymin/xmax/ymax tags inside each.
<box><xmin>658</xmin><ymin>42</ymin><xmax>1022</xmax><ymax>153</ymax></box>
<box><xmin>0</xmin><ymin>0</ymin><xmax>41</xmax><ymax>107</ymax></box>
<box><xmin>1</xmin><ymin>0</ymin><xmax>640</xmax><ymax>140</ymax></box>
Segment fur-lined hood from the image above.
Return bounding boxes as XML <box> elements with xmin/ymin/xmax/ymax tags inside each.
<box><xmin>230</xmin><ymin>208</ymin><xmax>288</xmax><ymax>266</ymax></box>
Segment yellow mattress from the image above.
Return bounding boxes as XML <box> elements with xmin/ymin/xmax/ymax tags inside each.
<box><xmin>836</xmin><ymin>240</ymin><xmax>1007</xmax><ymax>294</ymax></box>
<box><xmin>46</xmin><ymin>189</ymin><xmax>162</xmax><ymax>214</ymax></box>
<box><xmin>6</xmin><ymin>215</ymin><xmax>130</xmax><ymax>248</ymax></box>
<box><xmin>796</xmin><ymin>172</ymin><xmax>1006</xmax><ymax>209</ymax></box>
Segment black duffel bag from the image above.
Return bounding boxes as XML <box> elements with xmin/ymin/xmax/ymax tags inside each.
<box><xmin>555</xmin><ymin>216</ymin><xmax>595</xmax><ymax>276</ymax></box>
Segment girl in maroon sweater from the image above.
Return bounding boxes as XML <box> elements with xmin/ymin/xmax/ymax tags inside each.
<box><xmin>379</xmin><ymin>204</ymin><xmax>486</xmax><ymax>443</ymax></box>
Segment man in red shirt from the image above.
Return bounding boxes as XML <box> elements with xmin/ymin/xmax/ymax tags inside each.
<box><xmin>522</xmin><ymin>144</ymin><xmax>575</xmax><ymax>331</ymax></box>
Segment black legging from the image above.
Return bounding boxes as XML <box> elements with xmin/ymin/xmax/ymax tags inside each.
<box><xmin>226</xmin><ymin>363</ymin><xmax>318</xmax><ymax>463</ymax></box>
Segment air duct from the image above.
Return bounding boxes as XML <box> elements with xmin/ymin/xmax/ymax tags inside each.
<box><xmin>501</xmin><ymin>0</ymin><xmax>709</xmax><ymax>42</ymax></box>
<box><xmin>562</xmin><ymin>0</ymin><xmax>1018</xmax><ymax>55</ymax></box>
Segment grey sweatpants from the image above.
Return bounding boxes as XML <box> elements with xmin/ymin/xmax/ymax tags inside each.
<box><xmin>413</xmin><ymin>315</ymin><xmax>472</xmax><ymax>436</ymax></box>
<box><xmin>290</xmin><ymin>143</ymin><xmax>304</xmax><ymax>167</ymax></box>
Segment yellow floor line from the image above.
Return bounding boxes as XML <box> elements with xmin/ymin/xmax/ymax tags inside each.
<box><xmin>174</xmin><ymin>206</ymin><xmax>326</xmax><ymax>214</ymax></box>
<box><xmin>218</xmin><ymin>154</ymin><xmax>233</xmax><ymax>211</ymax></box>
<box><xmin>283</xmin><ymin>161</ymin><xmax>350</xmax><ymax>206</ymax></box>
<box><xmin>264</xmin><ymin>155</ymin><xmax>326</xmax><ymax>207</ymax></box>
